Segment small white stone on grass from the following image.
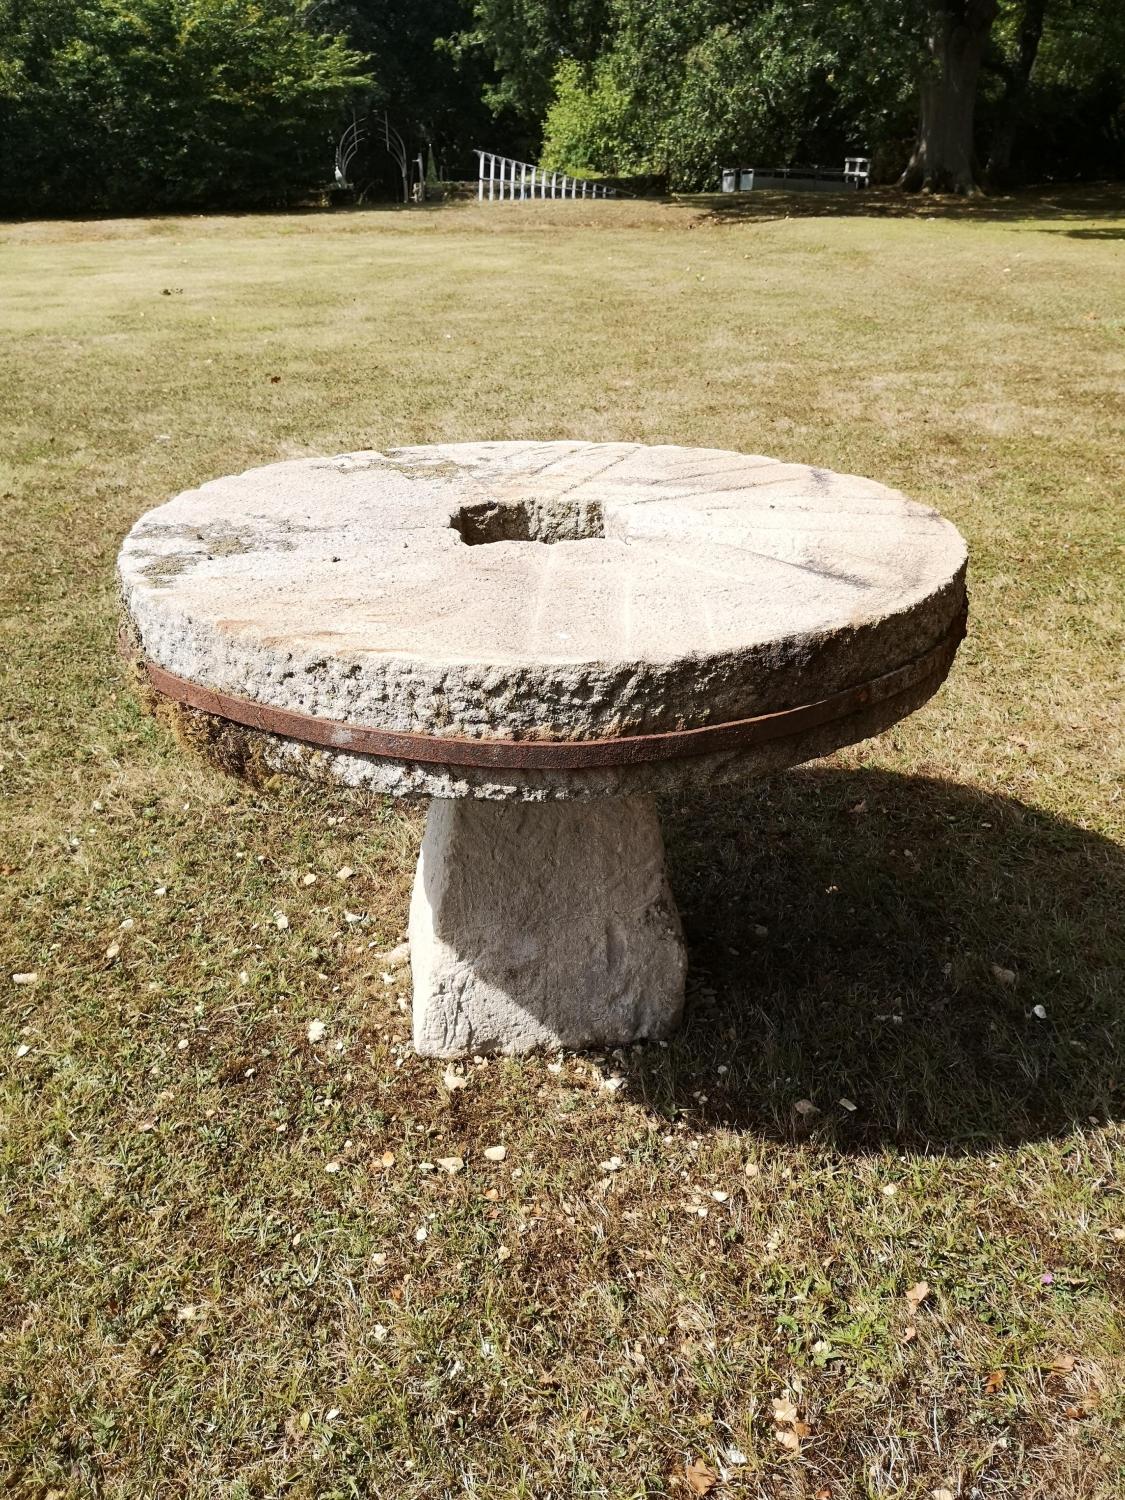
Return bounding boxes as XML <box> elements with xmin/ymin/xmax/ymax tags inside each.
<box><xmin>1032</xmin><ymin>1004</ymin><xmax>1048</xmax><ymax>1020</ymax></box>
<box><xmin>11</xmin><ymin>973</ymin><xmax>37</xmax><ymax>986</ymax></box>
<box><xmin>274</xmin><ymin>911</ymin><xmax>289</xmax><ymax>930</ymax></box>
<box><xmin>483</xmin><ymin>1145</ymin><xmax>506</xmax><ymax>1163</ymax></box>
<box><xmin>307</xmin><ymin>1019</ymin><xmax>327</xmax><ymax>1043</ymax></box>
<box><xmin>336</xmin><ymin>866</ymin><xmax>354</xmax><ymax>881</ymax></box>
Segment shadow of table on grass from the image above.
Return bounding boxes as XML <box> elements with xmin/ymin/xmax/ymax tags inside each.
<box><xmin>639</xmin><ymin>769</ymin><xmax>1123</xmax><ymax>1153</ymax></box>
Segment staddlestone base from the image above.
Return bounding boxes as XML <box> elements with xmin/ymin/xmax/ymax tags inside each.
<box><xmin>409</xmin><ymin>797</ymin><xmax>686</xmax><ymax>1056</ymax></box>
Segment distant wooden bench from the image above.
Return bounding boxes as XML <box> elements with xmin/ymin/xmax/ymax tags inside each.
<box><xmin>721</xmin><ymin>158</ymin><xmax>871</xmax><ymax>193</ymax></box>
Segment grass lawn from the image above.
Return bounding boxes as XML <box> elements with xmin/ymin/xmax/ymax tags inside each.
<box><xmin>1</xmin><ymin>189</ymin><xmax>1123</xmax><ymax>1499</ymax></box>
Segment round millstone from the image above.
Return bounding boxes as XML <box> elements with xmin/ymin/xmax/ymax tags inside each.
<box><xmin>118</xmin><ymin>441</ymin><xmax>967</xmax><ymax>799</ymax></box>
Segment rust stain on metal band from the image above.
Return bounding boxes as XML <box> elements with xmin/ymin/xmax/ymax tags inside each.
<box><xmin>128</xmin><ymin>613</ymin><xmax>965</xmax><ymax>772</ymax></box>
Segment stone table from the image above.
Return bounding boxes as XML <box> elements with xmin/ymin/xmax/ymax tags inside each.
<box><xmin>118</xmin><ymin>442</ymin><xmax>968</xmax><ymax>1055</ymax></box>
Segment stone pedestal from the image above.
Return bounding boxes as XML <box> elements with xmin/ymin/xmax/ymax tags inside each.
<box><xmin>408</xmin><ymin>796</ymin><xmax>686</xmax><ymax>1056</ymax></box>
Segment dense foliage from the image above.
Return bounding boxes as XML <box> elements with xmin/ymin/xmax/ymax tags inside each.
<box><xmin>535</xmin><ymin>0</ymin><xmax>1125</xmax><ymax>189</ymax></box>
<box><xmin>0</xmin><ymin>0</ymin><xmax>1121</xmax><ymax>211</ymax></box>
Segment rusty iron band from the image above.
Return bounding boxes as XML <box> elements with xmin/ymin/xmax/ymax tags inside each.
<box><xmin>130</xmin><ymin>613</ymin><xmax>965</xmax><ymax>772</ymax></box>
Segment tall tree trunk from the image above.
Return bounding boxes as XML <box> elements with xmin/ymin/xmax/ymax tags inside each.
<box><xmin>986</xmin><ymin>0</ymin><xmax>1048</xmax><ymax>186</ymax></box>
<box><xmin>900</xmin><ymin>0</ymin><xmax>999</xmax><ymax>195</ymax></box>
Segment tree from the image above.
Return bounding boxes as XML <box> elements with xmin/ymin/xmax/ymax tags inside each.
<box><xmin>986</xmin><ymin>0</ymin><xmax>1047</xmax><ymax>182</ymax></box>
<box><xmin>898</xmin><ymin>0</ymin><xmax>1000</xmax><ymax>193</ymax></box>
<box><xmin>0</xmin><ymin>0</ymin><xmax>371</xmax><ymax>214</ymax></box>
<box><xmin>535</xmin><ymin>0</ymin><xmax>921</xmax><ymax>190</ymax></box>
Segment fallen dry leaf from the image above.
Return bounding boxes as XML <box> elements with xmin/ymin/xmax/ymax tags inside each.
<box><xmin>905</xmin><ymin>1280</ymin><xmax>931</xmax><ymax>1310</ymax></box>
<box><xmin>684</xmin><ymin>1458</ymin><xmax>718</xmax><ymax>1495</ymax></box>
<box><xmin>380</xmin><ymin>1150</ymin><xmax>396</xmax><ymax>1168</ymax></box>
<box><xmin>436</xmin><ymin>1155</ymin><xmax>464</xmax><ymax>1174</ymax></box>
<box><xmin>984</xmin><ymin>1369</ymin><xmax>1005</xmax><ymax>1395</ymax></box>
<box><xmin>991</xmin><ymin>962</ymin><xmax>1016</xmax><ymax>987</ymax></box>
<box><xmin>771</xmin><ymin>1396</ymin><xmax>799</xmax><ymax>1426</ymax></box>
<box><xmin>1049</xmin><ymin>1353</ymin><xmax>1077</xmax><ymax>1375</ymax></box>
<box><xmin>794</xmin><ymin>1098</ymin><xmax>818</xmax><ymax>1117</ymax></box>
<box><xmin>775</xmin><ymin>1427</ymin><xmax>801</xmax><ymax>1453</ymax></box>
<box><xmin>284</xmin><ymin>1410</ymin><xmax>310</xmax><ymax>1442</ymax></box>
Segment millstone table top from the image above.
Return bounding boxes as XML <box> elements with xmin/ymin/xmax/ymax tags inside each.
<box><xmin>118</xmin><ymin>442</ymin><xmax>968</xmax><ymax>799</ymax></box>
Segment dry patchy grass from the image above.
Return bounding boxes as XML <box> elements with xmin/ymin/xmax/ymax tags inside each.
<box><xmin>1</xmin><ymin>190</ymin><xmax>1123</xmax><ymax>1499</ymax></box>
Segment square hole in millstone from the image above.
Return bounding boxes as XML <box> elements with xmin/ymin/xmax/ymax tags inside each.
<box><xmin>451</xmin><ymin>495</ymin><xmax>605</xmax><ymax>545</ymax></box>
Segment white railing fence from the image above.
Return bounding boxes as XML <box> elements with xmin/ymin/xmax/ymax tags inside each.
<box><xmin>474</xmin><ymin>150</ymin><xmax>613</xmax><ymax>201</ymax></box>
